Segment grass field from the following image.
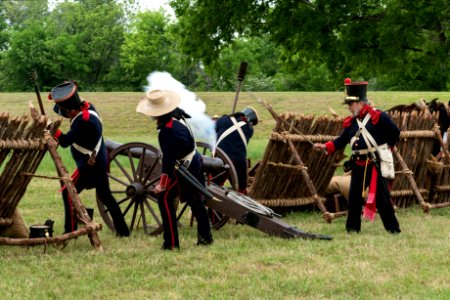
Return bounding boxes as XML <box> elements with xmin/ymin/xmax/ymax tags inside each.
<box><xmin>0</xmin><ymin>91</ymin><xmax>449</xmax><ymax>299</ymax></box>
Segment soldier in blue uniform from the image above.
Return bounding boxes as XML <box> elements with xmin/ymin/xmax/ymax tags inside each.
<box><xmin>214</xmin><ymin>107</ymin><xmax>258</xmax><ymax>194</ymax></box>
<box><xmin>315</xmin><ymin>79</ymin><xmax>401</xmax><ymax>234</ymax></box>
<box><xmin>51</xmin><ymin>81</ymin><xmax>130</xmax><ymax>236</ymax></box>
<box><xmin>137</xmin><ymin>90</ymin><xmax>212</xmax><ymax>250</ymax></box>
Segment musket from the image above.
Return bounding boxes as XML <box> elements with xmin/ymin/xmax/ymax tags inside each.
<box><xmin>30</xmin><ymin>70</ymin><xmax>46</xmax><ymax>115</ymax></box>
<box><xmin>231</xmin><ymin>61</ymin><xmax>248</xmax><ymax>114</ymax></box>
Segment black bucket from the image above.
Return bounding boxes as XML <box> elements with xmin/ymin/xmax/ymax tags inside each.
<box><xmin>29</xmin><ymin>225</ymin><xmax>51</xmax><ymax>238</ymax></box>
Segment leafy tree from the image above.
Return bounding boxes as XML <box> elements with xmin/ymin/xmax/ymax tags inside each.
<box><xmin>118</xmin><ymin>10</ymin><xmax>185</xmax><ymax>90</ymax></box>
<box><xmin>170</xmin><ymin>0</ymin><xmax>449</xmax><ymax>90</ymax></box>
<box><xmin>0</xmin><ymin>0</ymin><xmax>127</xmax><ymax>91</ymax></box>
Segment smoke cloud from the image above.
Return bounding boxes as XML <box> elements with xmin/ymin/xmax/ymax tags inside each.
<box><xmin>144</xmin><ymin>71</ymin><xmax>217</xmax><ymax>149</ymax></box>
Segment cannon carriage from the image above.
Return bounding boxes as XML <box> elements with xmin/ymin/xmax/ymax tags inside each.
<box><xmin>98</xmin><ymin>140</ymin><xmax>238</xmax><ymax>235</ymax></box>
<box><xmin>98</xmin><ymin>139</ymin><xmax>332</xmax><ymax>240</ymax></box>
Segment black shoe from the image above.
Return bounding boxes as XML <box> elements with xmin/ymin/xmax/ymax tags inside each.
<box><xmin>116</xmin><ymin>228</ymin><xmax>130</xmax><ymax>237</ymax></box>
<box><xmin>161</xmin><ymin>243</ymin><xmax>179</xmax><ymax>250</ymax></box>
<box><xmin>197</xmin><ymin>236</ymin><xmax>213</xmax><ymax>246</ymax></box>
<box><xmin>388</xmin><ymin>229</ymin><xmax>401</xmax><ymax>234</ymax></box>
<box><xmin>346</xmin><ymin>228</ymin><xmax>360</xmax><ymax>234</ymax></box>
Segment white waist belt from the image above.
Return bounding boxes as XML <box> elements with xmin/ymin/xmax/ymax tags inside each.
<box><xmin>179</xmin><ymin>149</ymin><xmax>196</xmax><ymax>167</ymax></box>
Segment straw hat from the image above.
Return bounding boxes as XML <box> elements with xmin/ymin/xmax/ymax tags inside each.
<box><xmin>136</xmin><ymin>90</ymin><xmax>180</xmax><ymax>117</ymax></box>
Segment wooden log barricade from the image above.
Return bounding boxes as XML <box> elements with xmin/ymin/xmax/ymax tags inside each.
<box><xmin>0</xmin><ymin>112</ymin><xmax>103</xmax><ymax>250</ymax></box>
<box><xmin>389</xmin><ymin>110</ymin><xmax>450</xmax><ymax>211</ymax></box>
<box><xmin>249</xmin><ymin>101</ymin><xmax>346</xmax><ymax>222</ymax></box>
<box><xmin>427</xmin><ymin>127</ymin><xmax>450</xmax><ymax>209</ymax></box>
<box><xmin>251</xmin><ymin>100</ymin><xmax>448</xmax><ymax>222</ymax></box>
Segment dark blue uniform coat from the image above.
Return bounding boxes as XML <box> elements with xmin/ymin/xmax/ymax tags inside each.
<box><xmin>325</xmin><ymin>105</ymin><xmax>401</xmax><ymax>233</ymax></box>
<box><xmin>215</xmin><ymin>114</ymin><xmax>253</xmax><ymax>192</ymax></box>
<box><xmin>57</xmin><ymin>104</ymin><xmax>129</xmax><ymax>236</ymax></box>
<box><xmin>157</xmin><ymin>118</ymin><xmax>212</xmax><ymax>249</ymax></box>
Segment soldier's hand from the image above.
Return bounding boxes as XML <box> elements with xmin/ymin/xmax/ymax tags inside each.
<box><xmin>314</xmin><ymin>143</ymin><xmax>326</xmax><ymax>152</ymax></box>
<box><xmin>152</xmin><ymin>184</ymin><xmax>166</xmax><ymax>195</ymax></box>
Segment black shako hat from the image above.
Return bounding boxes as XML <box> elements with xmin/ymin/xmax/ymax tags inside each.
<box><xmin>241</xmin><ymin>106</ymin><xmax>259</xmax><ymax>126</ymax></box>
<box><xmin>343</xmin><ymin>78</ymin><xmax>368</xmax><ymax>104</ymax></box>
<box><xmin>49</xmin><ymin>81</ymin><xmax>82</xmax><ymax>113</ymax></box>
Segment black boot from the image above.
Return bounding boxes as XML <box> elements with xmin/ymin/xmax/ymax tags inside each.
<box><xmin>197</xmin><ymin>234</ymin><xmax>213</xmax><ymax>246</ymax></box>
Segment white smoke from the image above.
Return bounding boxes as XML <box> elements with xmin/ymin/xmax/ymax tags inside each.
<box><xmin>144</xmin><ymin>71</ymin><xmax>217</xmax><ymax>149</ymax></box>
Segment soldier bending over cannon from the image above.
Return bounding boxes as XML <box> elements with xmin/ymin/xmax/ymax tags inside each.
<box><xmin>315</xmin><ymin>79</ymin><xmax>401</xmax><ymax>234</ymax></box>
<box><xmin>137</xmin><ymin>90</ymin><xmax>213</xmax><ymax>250</ymax></box>
<box><xmin>50</xmin><ymin>81</ymin><xmax>130</xmax><ymax>236</ymax></box>
<box><xmin>214</xmin><ymin>107</ymin><xmax>258</xmax><ymax>194</ymax></box>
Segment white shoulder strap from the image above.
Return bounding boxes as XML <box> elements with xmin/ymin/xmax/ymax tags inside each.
<box><xmin>215</xmin><ymin>117</ymin><xmax>247</xmax><ymax>149</ymax></box>
<box><xmin>356</xmin><ymin>114</ymin><xmax>378</xmax><ymax>150</ymax></box>
<box><xmin>71</xmin><ymin>110</ymin><xmax>103</xmax><ymax>157</ymax></box>
<box><xmin>70</xmin><ymin>110</ymin><xmax>102</xmax><ymax>126</ymax></box>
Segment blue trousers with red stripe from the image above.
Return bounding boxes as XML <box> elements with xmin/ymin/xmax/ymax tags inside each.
<box><xmin>347</xmin><ymin>163</ymin><xmax>400</xmax><ymax>233</ymax></box>
<box><xmin>157</xmin><ymin>156</ymin><xmax>212</xmax><ymax>248</ymax></box>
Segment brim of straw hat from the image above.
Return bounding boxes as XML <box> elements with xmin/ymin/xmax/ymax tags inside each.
<box><xmin>136</xmin><ymin>90</ymin><xmax>180</xmax><ymax>117</ymax></box>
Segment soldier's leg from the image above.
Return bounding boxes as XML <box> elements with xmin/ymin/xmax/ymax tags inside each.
<box><xmin>376</xmin><ymin>177</ymin><xmax>401</xmax><ymax>233</ymax></box>
<box><xmin>183</xmin><ymin>160</ymin><xmax>212</xmax><ymax>245</ymax></box>
<box><xmin>157</xmin><ymin>182</ymin><xmax>180</xmax><ymax>249</ymax></box>
<box><xmin>233</xmin><ymin>158</ymin><xmax>249</xmax><ymax>194</ymax></box>
<box><xmin>346</xmin><ymin>165</ymin><xmax>365</xmax><ymax>232</ymax></box>
<box><xmin>61</xmin><ymin>187</ymin><xmax>79</xmax><ymax>233</ymax></box>
<box><xmin>95</xmin><ymin>174</ymin><xmax>130</xmax><ymax>237</ymax></box>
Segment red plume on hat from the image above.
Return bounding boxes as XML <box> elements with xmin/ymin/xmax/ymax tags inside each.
<box><xmin>344</xmin><ymin>78</ymin><xmax>352</xmax><ymax>84</ymax></box>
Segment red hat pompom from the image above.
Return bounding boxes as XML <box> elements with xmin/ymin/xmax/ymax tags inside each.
<box><xmin>344</xmin><ymin>78</ymin><xmax>352</xmax><ymax>84</ymax></box>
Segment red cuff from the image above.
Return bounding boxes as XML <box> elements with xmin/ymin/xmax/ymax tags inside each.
<box><xmin>54</xmin><ymin>129</ymin><xmax>62</xmax><ymax>139</ymax></box>
<box><xmin>159</xmin><ymin>173</ymin><xmax>171</xmax><ymax>189</ymax></box>
<box><xmin>325</xmin><ymin>141</ymin><xmax>335</xmax><ymax>155</ymax></box>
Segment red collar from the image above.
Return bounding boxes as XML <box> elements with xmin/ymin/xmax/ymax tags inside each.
<box><xmin>165</xmin><ymin>118</ymin><xmax>173</xmax><ymax>128</ymax></box>
<box><xmin>343</xmin><ymin>105</ymin><xmax>381</xmax><ymax>128</ymax></box>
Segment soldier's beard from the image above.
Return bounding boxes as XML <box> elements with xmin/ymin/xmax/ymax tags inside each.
<box><xmin>351</xmin><ymin>108</ymin><xmax>361</xmax><ymax>117</ymax></box>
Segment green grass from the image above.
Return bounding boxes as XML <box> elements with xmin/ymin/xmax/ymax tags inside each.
<box><xmin>0</xmin><ymin>91</ymin><xmax>449</xmax><ymax>299</ymax></box>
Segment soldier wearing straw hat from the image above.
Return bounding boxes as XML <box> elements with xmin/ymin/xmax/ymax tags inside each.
<box><xmin>137</xmin><ymin>90</ymin><xmax>213</xmax><ymax>250</ymax></box>
<box><xmin>50</xmin><ymin>81</ymin><xmax>130</xmax><ymax>236</ymax></box>
<box><xmin>315</xmin><ymin>78</ymin><xmax>401</xmax><ymax>234</ymax></box>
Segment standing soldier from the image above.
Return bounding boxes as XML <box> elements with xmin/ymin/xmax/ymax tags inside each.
<box><xmin>51</xmin><ymin>81</ymin><xmax>130</xmax><ymax>236</ymax></box>
<box><xmin>137</xmin><ymin>89</ymin><xmax>213</xmax><ymax>250</ymax></box>
<box><xmin>214</xmin><ymin>107</ymin><xmax>258</xmax><ymax>194</ymax></box>
<box><xmin>314</xmin><ymin>78</ymin><xmax>401</xmax><ymax>234</ymax></box>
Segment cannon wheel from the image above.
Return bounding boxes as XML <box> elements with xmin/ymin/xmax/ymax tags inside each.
<box><xmin>96</xmin><ymin>142</ymin><xmax>163</xmax><ymax>235</ymax></box>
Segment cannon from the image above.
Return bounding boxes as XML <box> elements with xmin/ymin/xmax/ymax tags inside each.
<box><xmin>98</xmin><ymin>140</ymin><xmax>332</xmax><ymax>240</ymax></box>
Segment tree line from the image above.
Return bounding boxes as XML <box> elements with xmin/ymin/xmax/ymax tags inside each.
<box><xmin>0</xmin><ymin>0</ymin><xmax>448</xmax><ymax>92</ymax></box>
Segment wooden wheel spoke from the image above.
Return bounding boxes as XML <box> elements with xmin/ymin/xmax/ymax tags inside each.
<box><xmin>176</xmin><ymin>203</ymin><xmax>189</xmax><ymax>221</ymax></box>
<box><xmin>99</xmin><ymin>195</ymin><xmax>131</xmax><ymax>214</ymax></box>
<box><xmin>117</xmin><ymin>195</ymin><xmax>132</xmax><ymax>206</ymax></box>
<box><xmin>111</xmin><ymin>157</ymin><xmax>133</xmax><ymax>183</ymax></box>
<box><xmin>141</xmin><ymin>158</ymin><xmax>159</xmax><ymax>185</ymax></box>
<box><xmin>139</xmin><ymin>202</ymin><xmax>148</xmax><ymax>234</ymax></box>
<box><xmin>138</xmin><ymin>147</ymin><xmax>146</xmax><ymax>180</ymax></box>
<box><xmin>121</xmin><ymin>198</ymin><xmax>136</xmax><ymax>216</ymax></box>
<box><xmin>108</xmin><ymin>174</ymin><xmax>130</xmax><ymax>187</ymax></box>
<box><xmin>129</xmin><ymin>201</ymin><xmax>140</xmax><ymax>231</ymax></box>
<box><xmin>144</xmin><ymin>177</ymin><xmax>160</xmax><ymax>189</ymax></box>
<box><xmin>210</xmin><ymin>171</ymin><xmax>229</xmax><ymax>182</ymax></box>
<box><xmin>126</xmin><ymin>150</ymin><xmax>137</xmax><ymax>181</ymax></box>
<box><xmin>143</xmin><ymin>196</ymin><xmax>162</xmax><ymax>226</ymax></box>
<box><xmin>111</xmin><ymin>190</ymin><xmax>126</xmax><ymax>194</ymax></box>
